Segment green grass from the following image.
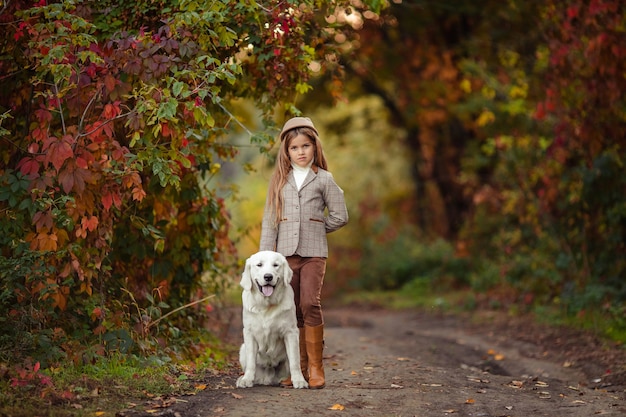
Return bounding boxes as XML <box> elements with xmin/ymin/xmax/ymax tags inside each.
<box><xmin>337</xmin><ymin>283</ymin><xmax>626</xmax><ymax>347</ymax></box>
<box><xmin>0</xmin><ymin>340</ymin><xmax>234</xmax><ymax>417</ymax></box>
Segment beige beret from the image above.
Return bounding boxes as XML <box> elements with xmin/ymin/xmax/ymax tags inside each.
<box><xmin>280</xmin><ymin>117</ymin><xmax>319</xmax><ymax>141</ymax></box>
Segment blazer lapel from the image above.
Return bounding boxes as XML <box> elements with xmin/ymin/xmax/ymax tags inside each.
<box><xmin>299</xmin><ymin>169</ymin><xmax>317</xmax><ymax>190</ymax></box>
<box><xmin>287</xmin><ymin>172</ymin><xmax>298</xmax><ymax>190</ymax></box>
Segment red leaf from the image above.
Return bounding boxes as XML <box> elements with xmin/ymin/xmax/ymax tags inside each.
<box><xmin>132</xmin><ymin>186</ymin><xmax>146</xmax><ymax>202</ymax></box>
<box><xmin>81</xmin><ymin>215</ymin><xmax>98</xmax><ymax>232</ymax></box>
<box><xmin>104</xmin><ymin>74</ymin><xmax>117</xmax><ymax>93</ymax></box>
<box><xmin>102</xmin><ymin>192</ymin><xmax>113</xmax><ymax>210</ymax></box>
<box><xmin>17</xmin><ymin>156</ymin><xmax>40</xmax><ymax>176</ymax></box>
<box><xmin>58</xmin><ymin>169</ymin><xmax>75</xmax><ymax>194</ymax></box>
<box><xmin>44</xmin><ymin>136</ymin><xmax>74</xmax><ymax>171</ymax></box>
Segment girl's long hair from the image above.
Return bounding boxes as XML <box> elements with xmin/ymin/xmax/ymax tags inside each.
<box><xmin>267</xmin><ymin>126</ymin><xmax>328</xmax><ymax>226</ymax></box>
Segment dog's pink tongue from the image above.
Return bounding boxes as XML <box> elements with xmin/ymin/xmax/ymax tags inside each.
<box><xmin>262</xmin><ymin>285</ymin><xmax>274</xmax><ymax>297</ymax></box>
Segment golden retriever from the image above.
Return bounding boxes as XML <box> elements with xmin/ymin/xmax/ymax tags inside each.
<box><xmin>236</xmin><ymin>251</ymin><xmax>308</xmax><ymax>389</ymax></box>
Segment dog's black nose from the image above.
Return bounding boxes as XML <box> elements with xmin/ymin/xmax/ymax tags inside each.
<box><xmin>264</xmin><ymin>273</ymin><xmax>273</xmax><ymax>282</ymax></box>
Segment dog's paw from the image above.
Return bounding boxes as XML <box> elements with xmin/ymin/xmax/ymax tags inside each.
<box><xmin>236</xmin><ymin>375</ymin><xmax>254</xmax><ymax>388</ymax></box>
<box><xmin>292</xmin><ymin>378</ymin><xmax>309</xmax><ymax>389</ymax></box>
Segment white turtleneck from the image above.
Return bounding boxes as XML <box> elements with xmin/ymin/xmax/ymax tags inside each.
<box><xmin>291</xmin><ymin>161</ymin><xmax>312</xmax><ymax>190</ymax></box>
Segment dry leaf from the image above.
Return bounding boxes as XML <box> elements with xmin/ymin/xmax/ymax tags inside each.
<box><xmin>231</xmin><ymin>392</ymin><xmax>243</xmax><ymax>399</ymax></box>
<box><xmin>487</xmin><ymin>349</ymin><xmax>496</xmax><ymax>355</ymax></box>
<box><xmin>194</xmin><ymin>384</ymin><xmax>207</xmax><ymax>390</ymax></box>
<box><xmin>396</xmin><ymin>357</ymin><xmax>410</xmax><ymax>361</ymax></box>
<box><xmin>351</xmin><ymin>370</ymin><xmax>358</xmax><ymax>376</ymax></box>
<box><xmin>443</xmin><ymin>409</ymin><xmax>457</xmax><ymax>414</ymax></box>
<box><xmin>390</xmin><ymin>383</ymin><xmax>403</xmax><ymax>389</ymax></box>
<box><xmin>465</xmin><ymin>398</ymin><xmax>475</xmax><ymax>404</ymax></box>
<box><xmin>329</xmin><ymin>403</ymin><xmax>345</xmax><ymax>410</ymax></box>
<box><xmin>494</xmin><ymin>354</ymin><xmax>505</xmax><ymax>361</ymax></box>
<box><xmin>507</xmin><ymin>380</ymin><xmax>524</xmax><ymax>388</ymax></box>
<box><xmin>95</xmin><ymin>412</ymin><xmax>105</xmax><ymax>416</ymax></box>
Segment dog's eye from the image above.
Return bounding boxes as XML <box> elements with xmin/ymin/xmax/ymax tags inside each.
<box><xmin>273</xmin><ymin>263</ymin><xmax>279</xmax><ymax>267</ymax></box>
<box><xmin>256</xmin><ymin>262</ymin><xmax>263</xmax><ymax>267</ymax></box>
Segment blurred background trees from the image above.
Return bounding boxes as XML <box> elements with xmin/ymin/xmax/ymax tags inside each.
<box><xmin>230</xmin><ymin>0</ymin><xmax>625</xmax><ymax>338</ymax></box>
<box><xmin>1</xmin><ymin>0</ymin><xmax>624</xmax><ymax>370</ymax></box>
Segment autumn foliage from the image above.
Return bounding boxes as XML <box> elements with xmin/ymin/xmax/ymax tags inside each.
<box><xmin>0</xmin><ymin>0</ymin><xmax>341</xmax><ymax>364</ymax></box>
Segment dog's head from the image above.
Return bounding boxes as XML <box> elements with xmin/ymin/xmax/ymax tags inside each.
<box><xmin>240</xmin><ymin>251</ymin><xmax>293</xmax><ymax>297</ymax></box>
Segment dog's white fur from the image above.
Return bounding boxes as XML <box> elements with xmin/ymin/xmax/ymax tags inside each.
<box><xmin>236</xmin><ymin>251</ymin><xmax>308</xmax><ymax>389</ymax></box>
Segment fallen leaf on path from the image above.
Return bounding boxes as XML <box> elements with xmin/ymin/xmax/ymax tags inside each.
<box><xmin>538</xmin><ymin>391</ymin><xmax>551</xmax><ymax>399</ymax></box>
<box><xmin>351</xmin><ymin>371</ymin><xmax>358</xmax><ymax>376</ymax></box>
<box><xmin>231</xmin><ymin>392</ymin><xmax>243</xmax><ymax>399</ymax></box>
<box><xmin>507</xmin><ymin>380</ymin><xmax>524</xmax><ymax>388</ymax></box>
<box><xmin>422</xmin><ymin>383</ymin><xmax>443</xmax><ymax>387</ymax></box>
<box><xmin>465</xmin><ymin>398</ymin><xmax>475</xmax><ymax>404</ymax></box>
<box><xmin>505</xmin><ymin>406</ymin><xmax>513</xmax><ymax>410</ymax></box>
<box><xmin>535</xmin><ymin>381</ymin><xmax>549</xmax><ymax>387</ymax></box>
<box><xmin>95</xmin><ymin>412</ymin><xmax>105</xmax><ymax>416</ymax></box>
<box><xmin>443</xmin><ymin>409</ymin><xmax>457</xmax><ymax>414</ymax></box>
<box><xmin>329</xmin><ymin>403</ymin><xmax>345</xmax><ymax>410</ymax></box>
<box><xmin>194</xmin><ymin>384</ymin><xmax>207</xmax><ymax>390</ymax></box>
<box><xmin>494</xmin><ymin>354</ymin><xmax>505</xmax><ymax>361</ymax></box>
<box><xmin>390</xmin><ymin>383</ymin><xmax>403</xmax><ymax>388</ymax></box>
<box><xmin>279</xmin><ymin>392</ymin><xmax>291</xmax><ymax>397</ymax></box>
<box><xmin>396</xmin><ymin>357</ymin><xmax>410</xmax><ymax>361</ymax></box>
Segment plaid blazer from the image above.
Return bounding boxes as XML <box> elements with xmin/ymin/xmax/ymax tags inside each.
<box><xmin>260</xmin><ymin>166</ymin><xmax>348</xmax><ymax>258</ymax></box>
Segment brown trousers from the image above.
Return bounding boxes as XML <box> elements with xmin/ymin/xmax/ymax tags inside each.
<box><xmin>286</xmin><ymin>256</ymin><xmax>326</xmax><ymax>328</ymax></box>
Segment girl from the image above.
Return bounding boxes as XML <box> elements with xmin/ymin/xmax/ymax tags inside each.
<box><xmin>259</xmin><ymin>116</ymin><xmax>349</xmax><ymax>389</ymax></box>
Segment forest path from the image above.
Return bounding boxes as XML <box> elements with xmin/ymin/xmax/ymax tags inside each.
<box><xmin>121</xmin><ymin>306</ymin><xmax>626</xmax><ymax>417</ymax></box>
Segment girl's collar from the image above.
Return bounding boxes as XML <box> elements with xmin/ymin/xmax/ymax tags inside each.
<box><xmin>291</xmin><ymin>160</ymin><xmax>314</xmax><ymax>172</ymax></box>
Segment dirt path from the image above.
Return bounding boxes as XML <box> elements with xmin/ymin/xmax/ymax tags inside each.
<box><xmin>120</xmin><ymin>306</ymin><xmax>626</xmax><ymax>417</ymax></box>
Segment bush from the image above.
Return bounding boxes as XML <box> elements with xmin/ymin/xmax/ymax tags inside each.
<box><xmin>358</xmin><ymin>232</ymin><xmax>471</xmax><ymax>291</ymax></box>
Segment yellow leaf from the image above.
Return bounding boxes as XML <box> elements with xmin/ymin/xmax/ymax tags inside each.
<box><xmin>329</xmin><ymin>403</ymin><xmax>345</xmax><ymax>410</ymax></box>
<box><xmin>494</xmin><ymin>354</ymin><xmax>505</xmax><ymax>361</ymax></box>
<box><xmin>194</xmin><ymin>384</ymin><xmax>207</xmax><ymax>391</ymax></box>
<box><xmin>460</xmin><ymin>79</ymin><xmax>472</xmax><ymax>93</ymax></box>
<box><xmin>465</xmin><ymin>398</ymin><xmax>475</xmax><ymax>404</ymax></box>
<box><xmin>350</xmin><ymin>370</ymin><xmax>358</xmax><ymax>376</ymax></box>
<box><xmin>95</xmin><ymin>412</ymin><xmax>105</xmax><ymax>416</ymax></box>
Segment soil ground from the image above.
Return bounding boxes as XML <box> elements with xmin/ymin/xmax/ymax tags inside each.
<box><xmin>119</xmin><ymin>305</ymin><xmax>626</xmax><ymax>417</ymax></box>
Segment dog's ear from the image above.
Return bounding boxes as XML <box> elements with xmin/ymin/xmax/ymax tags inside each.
<box><xmin>282</xmin><ymin>255</ymin><xmax>293</xmax><ymax>285</ymax></box>
<box><xmin>240</xmin><ymin>257</ymin><xmax>253</xmax><ymax>290</ymax></box>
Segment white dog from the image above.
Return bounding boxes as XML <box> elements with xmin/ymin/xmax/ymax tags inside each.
<box><xmin>236</xmin><ymin>251</ymin><xmax>308</xmax><ymax>389</ymax></box>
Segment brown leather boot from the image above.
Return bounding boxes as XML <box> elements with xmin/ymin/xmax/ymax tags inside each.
<box><xmin>305</xmin><ymin>324</ymin><xmax>325</xmax><ymax>389</ymax></box>
<box><xmin>280</xmin><ymin>327</ymin><xmax>308</xmax><ymax>388</ymax></box>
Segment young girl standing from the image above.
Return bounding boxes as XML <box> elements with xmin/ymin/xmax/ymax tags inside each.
<box><xmin>259</xmin><ymin>116</ymin><xmax>349</xmax><ymax>389</ymax></box>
